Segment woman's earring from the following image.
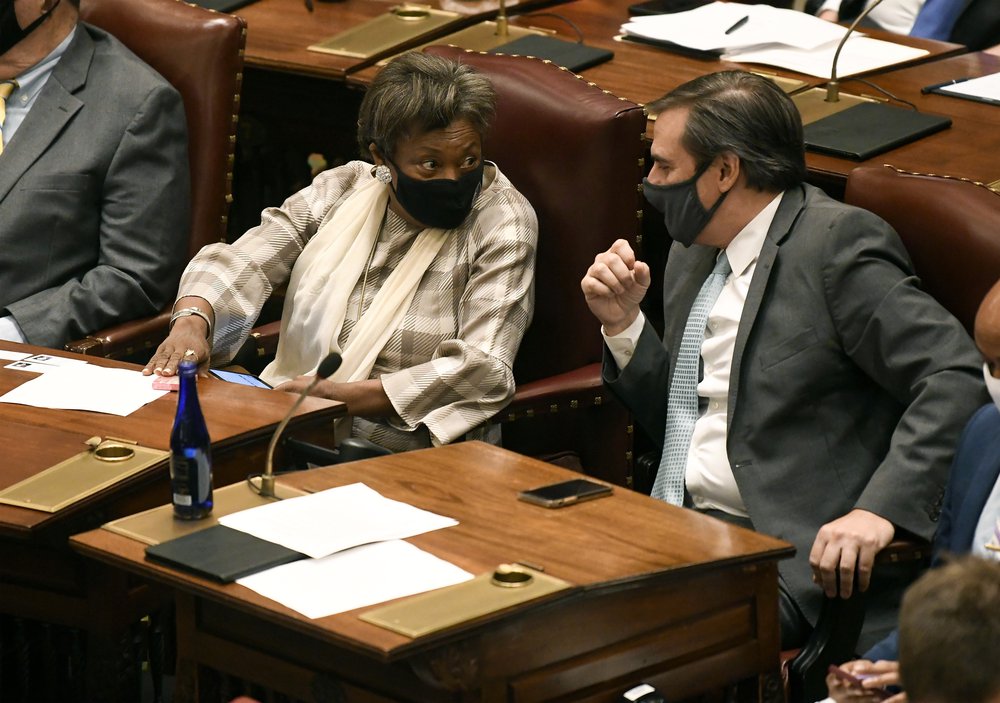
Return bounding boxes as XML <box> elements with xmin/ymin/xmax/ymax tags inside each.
<box><xmin>374</xmin><ymin>165</ymin><xmax>392</xmax><ymax>184</ymax></box>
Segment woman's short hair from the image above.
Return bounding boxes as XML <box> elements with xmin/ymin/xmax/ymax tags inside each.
<box><xmin>647</xmin><ymin>70</ymin><xmax>806</xmax><ymax>193</ymax></box>
<box><xmin>357</xmin><ymin>52</ymin><xmax>496</xmax><ymax>160</ymax></box>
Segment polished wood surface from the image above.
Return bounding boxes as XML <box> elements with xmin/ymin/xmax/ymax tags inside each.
<box><xmin>237</xmin><ymin>0</ymin><xmax>563</xmax><ymax>79</ymax></box>
<box><xmin>73</xmin><ymin>442</ymin><xmax>794</xmax><ymax>702</ymax></box>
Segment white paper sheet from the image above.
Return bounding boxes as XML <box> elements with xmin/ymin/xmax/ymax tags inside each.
<box><xmin>940</xmin><ymin>71</ymin><xmax>1000</xmax><ymax>103</ymax></box>
<box><xmin>237</xmin><ymin>540</ymin><xmax>473</xmax><ymax>619</ymax></box>
<box><xmin>621</xmin><ymin>2</ymin><xmax>848</xmax><ymax>52</ymax></box>
<box><xmin>219</xmin><ymin>483</ymin><xmax>459</xmax><ymax>559</ymax></box>
<box><xmin>0</xmin><ymin>365</ymin><xmax>168</xmax><ymax>416</ymax></box>
<box><xmin>725</xmin><ymin>35</ymin><xmax>927</xmax><ymax>79</ymax></box>
<box><xmin>0</xmin><ymin>351</ymin><xmax>31</xmax><ymax>361</ymax></box>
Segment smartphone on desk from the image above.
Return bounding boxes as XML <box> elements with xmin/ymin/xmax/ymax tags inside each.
<box><xmin>209</xmin><ymin>368</ymin><xmax>272</xmax><ymax>389</ymax></box>
<box><xmin>518</xmin><ymin>478</ymin><xmax>613</xmax><ymax>508</ymax></box>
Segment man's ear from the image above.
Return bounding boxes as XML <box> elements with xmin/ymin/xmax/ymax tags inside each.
<box><xmin>717</xmin><ymin>151</ymin><xmax>741</xmax><ymax>193</ymax></box>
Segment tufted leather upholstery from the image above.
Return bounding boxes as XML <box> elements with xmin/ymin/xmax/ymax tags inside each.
<box><xmin>424</xmin><ymin>46</ymin><xmax>647</xmax><ymax>484</ymax></box>
<box><xmin>66</xmin><ymin>0</ymin><xmax>246</xmax><ymax>359</ymax></box>
<box><xmin>845</xmin><ymin>165</ymin><xmax>1000</xmax><ymax>335</ymax></box>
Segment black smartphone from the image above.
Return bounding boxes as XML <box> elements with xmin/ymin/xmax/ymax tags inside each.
<box><xmin>518</xmin><ymin>478</ymin><xmax>613</xmax><ymax>508</ymax></box>
<box><xmin>210</xmin><ymin>368</ymin><xmax>272</xmax><ymax>389</ymax></box>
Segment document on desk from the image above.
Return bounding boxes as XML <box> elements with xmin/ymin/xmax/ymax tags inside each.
<box><xmin>620</xmin><ymin>1</ymin><xmax>927</xmax><ymax>77</ymax></box>
<box><xmin>218</xmin><ymin>482</ymin><xmax>459</xmax><ymax>559</ymax></box>
<box><xmin>0</xmin><ymin>364</ymin><xmax>167</xmax><ymax>416</ymax></box>
<box><xmin>938</xmin><ymin>71</ymin><xmax>1000</xmax><ymax>104</ymax></box>
<box><xmin>237</xmin><ymin>540</ymin><xmax>473</xmax><ymax>620</ymax></box>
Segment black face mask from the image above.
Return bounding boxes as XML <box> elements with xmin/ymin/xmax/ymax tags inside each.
<box><xmin>643</xmin><ymin>160</ymin><xmax>729</xmax><ymax>247</ymax></box>
<box><xmin>386</xmin><ymin>156</ymin><xmax>484</xmax><ymax>230</ymax></box>
<box><xmin>0</xmin><ymin>0</ymin><xmax>60</xmax><ymax>56</ymax></box>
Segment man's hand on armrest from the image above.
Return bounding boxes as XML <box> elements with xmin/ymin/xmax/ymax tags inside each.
<box><xmin>809</xmin><ymin>509</ymin><xmax>895</xmax><ymax>599</ymax></box>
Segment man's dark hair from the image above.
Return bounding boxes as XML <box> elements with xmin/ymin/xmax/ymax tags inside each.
<box><xmin>647</xmin><ymin>70</ymin><xmax>806</xmax><ymax>193</ymax></box>
<box><xmin>899</xmin><ymin>556</ymin><xmax>1000</xmax><ymax>703</ymax></box>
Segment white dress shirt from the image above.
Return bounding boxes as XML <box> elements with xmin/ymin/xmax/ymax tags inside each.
<box><xmin>817</xmin><ymin>0</ymin><xmax>925</xmax><ymax>34</ymax></box>
<box><xmin>605</xmin><ymin>193</ymin><xmax>783</xmax><ymax>516</ymax></box>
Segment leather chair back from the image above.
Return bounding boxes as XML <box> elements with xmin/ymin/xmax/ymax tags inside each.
<box><xmin>425</xmin><ymin>46</ymin><xmax>647</xmax><ymax>385</ymax></box>
<box><xmin>80</xmin><ymin>0</ymin><xmax>246</xmax><ymax>258</ymax></box>
<box><xmin>845</xmin><ymin>166</ymin><xmax>1000</xmax><ymax>335</ymax></box>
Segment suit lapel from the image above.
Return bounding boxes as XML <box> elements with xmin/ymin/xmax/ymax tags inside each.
<box><xmin>0</xmin><ymin>27</ymin><xmax>90</xmax><ymax>204</ymax></box>
<box><xmin>728</xmin><ymin>186</ymin><xmax>806</xmax><ymax>421</ymax></box>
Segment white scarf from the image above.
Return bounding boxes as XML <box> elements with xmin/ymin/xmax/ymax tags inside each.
<box><xmin>261</xmin><ymin>176</ymin><xmax>449</xmax><ymax>387</ymax></box>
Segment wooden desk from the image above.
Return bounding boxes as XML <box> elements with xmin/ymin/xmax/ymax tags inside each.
<box><xmin>806</xmin><ymin>51</ymin><xmax>1000</xmax><ymax>191</ymax></box>
<box><xmin>0</xmin><ymin>341</ymin><xmax>343</xmax><ymax>700</ymax></box>
<box><xmin>73</xmin><ymin>442</ymin><xmax>794</xmax><ymax>703</ymax></box>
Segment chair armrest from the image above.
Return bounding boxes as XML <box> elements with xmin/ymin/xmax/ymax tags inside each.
<box><xmin>65</xmin><ymin>310</ymin><xmax>173</xmax><ymax>360</ymax></box>
<box><xmin>501</xmin><ymin>363</ymin><xmax>607</xmax><ymax>421</ymax></box>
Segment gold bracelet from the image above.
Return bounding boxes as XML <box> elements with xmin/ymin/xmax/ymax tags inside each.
<box><xmin>169</xmin><ymin>306</ymin><xmax>213</xmax><ymax>340</ymax></box>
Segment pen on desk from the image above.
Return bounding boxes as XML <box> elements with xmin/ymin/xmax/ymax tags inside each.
<box><xmin>725</xmin><ymin>15</ymin><xmax>749</xmax><ymax>35</ymax></box>
<box><xmin>921</xmin><ymin>77</ymin><xmax>970</xmax><ymax>94</ymax></box>
<box><xmin>304</xmin><ymin>0</ymin><xmax>313</xmax><ymax>12</ymax></box>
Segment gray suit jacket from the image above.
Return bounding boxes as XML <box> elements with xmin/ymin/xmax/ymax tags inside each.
<box><xmin>606</xmin><ymin>184</ymin><xmax>986</xmax><ymax>643</ymax></box>
<box><xmin>0</xmin><ymin>23</ymin><xmax>190</xmax><ymax>348</ymax></box>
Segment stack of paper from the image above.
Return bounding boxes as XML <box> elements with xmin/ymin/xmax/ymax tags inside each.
<box><xmin>620</xmin><ymin>1</ymin><xmax>928</xmax><ymax>78</ymax></box>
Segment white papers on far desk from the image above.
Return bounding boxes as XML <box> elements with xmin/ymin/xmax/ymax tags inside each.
<box><xmin>218</xmin><ymin>482</ymin><xmax>459</xmax><ymax>559</ymax></box>
<box><xmin>620</xmin><ymin>1</ymin><xmax>928</xmax><ymax>78</ymax></box>
<box><xmin>0</xmin><ymin>364</ymin><xmax>168</xmax><ymax>416</ymax></box>
<box><xmin>940</xmin><ymin>71</ymin><xmax>1000</xmax><ymax>103</ymax></box>
<box><xmin>237</xmin><ymin>540</ymin><xmax>473</xmax><ymax>619</ymax></box>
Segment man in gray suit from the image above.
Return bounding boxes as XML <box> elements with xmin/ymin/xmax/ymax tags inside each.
<box><xmin>581</xmin><ymin>71</ymin><xmax>986</xmax><ymax>649</ymax></box>
<box><xmin>0</xmin><ymin>0</ymin><xmax>189</xmax><ymax>348</ymax></box>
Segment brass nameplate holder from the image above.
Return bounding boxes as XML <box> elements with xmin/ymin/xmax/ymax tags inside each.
<box><xmin>308</xmin><ymin>5</ymin><xmax>461</xmax><ymax>60</ymax></box>
<box><xmin>102</xmin><ymin>479</ymin><xmax>308</xmax><ymax>546</ymax></box>
<box><xmin>361</xmin><ymin>563</ymin><xmax>571</xmax><ymax>638</ymax></box>
<box><xmin>0</xmin><ymin>437</ymin><xmax>168</xmax><ymax>513</ymax></box>
<box><xmin>792</xmin><ymin>87</ymin><xmax>875</xmax><ymax>126</ymax></box>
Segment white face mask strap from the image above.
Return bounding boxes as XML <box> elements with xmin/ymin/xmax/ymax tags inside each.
<box><xmin>982</xmin><ymin>363</ymin><xmax>1000</xmax><ymax>411</ymax></box>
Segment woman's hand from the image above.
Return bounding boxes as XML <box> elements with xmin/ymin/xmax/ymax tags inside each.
<box><xmin>826</xmin><ymin>660</ymin><xmax>904</xmax><ymax>703</ymax></box>
<box><xmin>143</xmin><ymin>316</ymin><xmax>211</xmax><ymax>377</ymax></box>
<box><xmin>274</xmin><ymin>376</ymin><xmax>397</xmax><ymax>419</ymax></box>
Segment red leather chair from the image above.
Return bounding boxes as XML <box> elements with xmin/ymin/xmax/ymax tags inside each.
<box><xmin>66</xmin><ymin>0</ymin><xmax>246</xmax><ymax>359</ymax></box>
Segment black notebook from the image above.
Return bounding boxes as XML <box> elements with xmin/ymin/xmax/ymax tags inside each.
<box><xmin>490</xmin><ymin>35</ymin><xmax>614</xmax><ymax>73</ymax></box>
<box><xmin>145</xmin><ymin>525</ymin><xmax>304</xmax><ymax>583</ymax></box>
<box><xmin>804</xmin><ymin>102</ymin><xmax>952</xmax><ymax>161</ymax></box>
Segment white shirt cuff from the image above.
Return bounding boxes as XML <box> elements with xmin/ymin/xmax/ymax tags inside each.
<box><xmin>0</xmin><ymin>315</ymin><xmax>27</xmax><ymax>343</ymax></box>
<box><xmin>602</xmin><ymin>312</ymin><xmax>646</xmax><ymax>371</ymax></box>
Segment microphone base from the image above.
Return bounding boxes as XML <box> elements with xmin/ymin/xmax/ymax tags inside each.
<box><xmin>792</xmin><ymin>87</ymin><xmax>875</xmax><ymax>126</ymax></box>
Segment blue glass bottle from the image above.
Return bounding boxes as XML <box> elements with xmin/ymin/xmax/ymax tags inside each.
<box><xmin>170</xmin><ymin>360</ymin><xmax>213</xmax><ymax>519</ymax></box>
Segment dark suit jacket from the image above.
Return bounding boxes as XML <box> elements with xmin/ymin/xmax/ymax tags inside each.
<box><xmin>864</xmin><ymin>402</ymin><xmax>1000</xmax><ymax>662</ymax></box>
<box><xmin>951</xmin><ymin>0</ymin><xmax>1000</xmax><ymax>51</ymax></box>
<box><xmin>605</xmin><ymin>184</ymin><xmax>986</xmax><ymax>643</ymax></box>
<box><xmin>0</xmin><ymin>23</ymin><xmax>190</xmax><ymax>348</ymax></box>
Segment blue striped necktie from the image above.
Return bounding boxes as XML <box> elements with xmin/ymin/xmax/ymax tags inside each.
<box><xmin>652</xmin><ymin>252</ymin><xmax>731</xmax><ymax>505</ymax></box>
<box><xmin>910</xmin><ymin>0</ymin><xmax>967</xmax><ymax>40</ymax></box>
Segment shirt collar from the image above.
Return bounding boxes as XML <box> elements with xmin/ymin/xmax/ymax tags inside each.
<box><xmin>723</xmin><ymin>192</ymin><xmax>783</xmax><ymax>278</ymax></box>
<box><xmin>13</xmin><ymin>25</ymin><xmax>76</xmax><ymax>104</ymax></box>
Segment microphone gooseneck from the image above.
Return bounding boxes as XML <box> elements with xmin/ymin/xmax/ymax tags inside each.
<box><xmin>259</xmin><ymin>352</ymin><xmax>343</xmax><ymax>499</ymax></box>
<box><xmin>826</xmin><ymin>0</ymin><xmax>888</xmax><ymax>103</ymax></box>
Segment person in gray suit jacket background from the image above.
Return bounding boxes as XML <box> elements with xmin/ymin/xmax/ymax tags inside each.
<box><xmin>0</xmin><ymin>0</ymin><xmax>189</xmax><ymax>348</ymax></box>
<box><xmin>580</xmin><ymin>70</ymin><xmax>986</xmax><ymax>649</ymax></box>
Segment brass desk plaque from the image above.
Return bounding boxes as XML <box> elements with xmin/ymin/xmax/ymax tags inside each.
<box><xmin>102</xmin><ymin>480</ymin><xmax>309</xmax><ymax>546</ymax></box>
<box><xmin>792</xmin><ymin>87</ymin><xmax>875</xmax><ymax>126</ymax></box>
<box><xmin>0</xmin><ymin>437</ymin><xmax>168</xmax><ymax>513</ymax></box>
<box><xmin>308</xmin><ymin>5</ymin><xmax>461</xmax><ymax>60</ymax></box>
<box><xmin>361</xmin><ymin>564</ymin><xmax>571</xmax><ymax>638</ymax></box>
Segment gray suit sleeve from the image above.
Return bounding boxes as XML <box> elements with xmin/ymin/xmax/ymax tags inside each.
<box><xmin>8</xmin><ymin>84</ymin><xmax>190</xmax><ymax>347</ymax></box>
<box><xmin>603</xmin><ymin>319</ymin><xmax>673</xmax><ymax>446</ymax></box>
<box><xmin>822</xmin><ymin>208</ymin><xmax>987</xmax><ymax>539</ymax></box>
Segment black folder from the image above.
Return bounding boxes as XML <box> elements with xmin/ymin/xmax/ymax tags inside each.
<box><xmin>145</xmin><ymin>525</ymin><xmax>304</xmax><ymax>583</ymax></box>
<box><xmin>804</xmin><ymin>102</ymin><xmax>952</xmax><ymax>161</ymax></box>
<box><xmin>490</xmin><ymin>35</ymin><xmax>614</xmax><ymax>73</ymax></box>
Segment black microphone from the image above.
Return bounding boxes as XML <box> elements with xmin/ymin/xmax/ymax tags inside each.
<box><xmin>259</xmin><ymin>352</ymin><xmax>342</xmax><ymax>499</ymax></box>
<box><xmin>826</xmin><ymin>0</ymin><xmax>888</xmax><ymax>103</ymax></box>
